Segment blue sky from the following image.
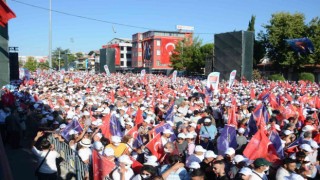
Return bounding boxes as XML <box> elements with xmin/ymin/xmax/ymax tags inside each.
<box><xmin>7</xmin><ymin>0</ymin><xmax>320</xmax><ymax>56</ymax></box>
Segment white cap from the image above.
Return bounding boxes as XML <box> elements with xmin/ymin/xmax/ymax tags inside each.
<box><xmin>83</xmin><ymin>111</ymin><xmax>90</xmax><ymax>116</ymax></box>
<box><xmin>177</xmin><ymin>133</ymin><xmax>186</xmax><ymax>139</ymax></box>
<box><xmin>204</xmin><ymin>118</ymin><xmax>211</xmax><ymax>123</ymax></box>
<box><xmin>111</xmin><ymin>136</ymin><xmax>121</xmax><ymax>143</ymax></box>
<box><xmin>239</xmin><ymin>167</ymin><xmax>252</xmax><ymax>176</ymax></box>
<box><xmin>93</xmin><ymin>141</ymin><xmax>103</xmax><ymax>151</ymax></box>
<box><xmin>104</xmin><ymin>147</ymin><xmax>115</xmax><ymax>156</ymax></box>
<box><xmin>302</xmin><ymin>125</ymin><xmax>315</xmax><ymax>132</ymax></box>
<box><xmin>275</xmin><ymin>124</ymin><xmax>281</xmax><ymax>131</ymax></box>
<box><xmin>284</xmin><ymin>173</ymin><xmax>304</xmax><ymax>180</ymax></box>
<box><xmin>188</xmin><ymin>162</ymin><xmax>200</xmax><ymax>169</ymax></box>
<box><xmin>79</xmin><ymin>138</ymin><xmax>91</xmax><ymax>147</ymax></box>
<box><xmin>186</xmin><ymin>133</ymin><xmax>194</xmax><ymax>139</ymax></box>
<box><xmin>225</xmin><ymin>148</ymin><xmax>235</xmax><ymax>155</ymax></box>
<box><xmin>118</xmin><ymin>155</ymin><xmax>133</xmax><ymax>165</ymax></box>
<box><xmin>234</xmin><ymin>155</ymin><xmax>246</xmax><ymax>163</ymax></box>
<box><xmin>194</xmin><ymin>145</ymin><xmax>206</xmax><ymax>153</ymax></box>
<box><xmin>189</xmin><ymin>123</ymin><xmax>197</xmax><ymax>128</ymax></box>
<box><xmin>205</xmin><ymin>150</ymin><xmax>217</xmax><ymax>158</ymax></box>
<box><xmin>163</xmin><ymin>129</ymin><xmax>173</xmax><ymax>134</ymax></box>
<box><xmin>238</xmin><ymin>128</ymin><xmax>245</xmax><ymax>134</ymax></box>
<box><xmin>125</xmin><ymin>122</ymin><xmax>134</xmax><ymax>127</ymax></box>
<box><xmin>284</xmin><ymin>130</ymin><xmax>293</xmax><ymax>136</ymax></box>
<box><xmin>299</xmin><ymin>144</ymin><xmax>313</xmax><ymax>152</ymax></box>
<box><xmin>94</xmin><ymin>133</ymin><xmax>103</xmax><ymax>139</ymax></box>
<box><xmin>59</xmin><ymin>124</ymin><xmax>67</xmax><ymax>129</ymax></box>
<box><xmin>144</xmin><ymin>155</ymin><xmax>159</xmax><ymax>167</ymax></box>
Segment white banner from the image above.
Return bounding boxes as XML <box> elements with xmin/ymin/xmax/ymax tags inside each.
<box><xmin>207</xmin><ymin>72</ymin><xmax>220</xmax><ymax>94</ymax></box>
<box><xmin>141</xmin><ymin>69</ymin><xmax>146</xmax><ymax>77</ymax></box>
<box><xmin>104</xmin><ymin>65</ymin><xmax>111</xmax><ymax>77</ymax></box>
<box><xmin>172</xmin><ymin>70</ymin><xmax>177</xmax><ymax>83</ymax></box>
<box><xmin>228</xmin><ymin>70</ymin><xmax>237</xmax><ymax>88</ymax></box>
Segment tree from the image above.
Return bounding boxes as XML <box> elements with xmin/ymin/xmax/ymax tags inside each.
<box><xmin>52</xmin><ymin>47</ymin><xmax>76</xmax><ymax>70</ymax></box>
<box><xmin>260</xmin><ymin>12</ymin><xmax>307</xmax><ymax>70</ymax></box>
<box><xmin>38</xmin><ymin>61</ymin><xmax>49</xmax><ymax>70</ymax></box>
<box><xmin>306</xmin><ymin>17</ymin><xmax>320</xmax><ymax>65</ymax></box>
<box><xmin>24</xmin><ymin>56</ymin><xmax>37</xmax><ymax>71</ymax></box>
<box><xmin>170</xmin><ymin>37</ymin><xmax>205</xmax><ymax>74</ymax></box>
<box><xmin>76</xmin><ymin>52</ymin><xmax>84</xmax><ymax>59</ymax></box>
<box><xmin>247</xmin><ymin>15</ymin><xmax>256</xmax><ymax>31</ymax></box>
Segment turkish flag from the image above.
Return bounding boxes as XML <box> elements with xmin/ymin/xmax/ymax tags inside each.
<box><xmin>134</xmin><ymin>108</ymin><xmax>143</xmax><ymax>125</ymax></box>
<box><xmin>92</xmin><ymin>150</ymin><xmax>116</xmax><ymax>180</ymax></box>
<box><xmin>243</xmin><ymin>129</ymin><xmax>271</xmax><ymax>160</ymax></box>
<box><xmin>227</xmin><ymin>105</ymin><xmax>238</xmax><ymax>127</ymax></box>
<box><xmin>0</xmin><ymin>1</ymin><xmax>16</xmax><ymax>27</ymax></box>
<box><xmin>100</xmin><ymin>113</ymin><xmax>111</xmax><ymax>139</ymax></box>
<box><xmin>145</xmin><ymin>133</ymin><xmax>164</xmax><ymax>160</ymax></box>
<box><xmin>126</xmin><ymin>125</ymin><xmax>139</xmax><ymax>138</ymax></box>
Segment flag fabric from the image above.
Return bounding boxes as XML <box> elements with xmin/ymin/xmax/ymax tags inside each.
<box><xmin>228</xmin><ymin>70</ymin><xmax>237</xmax><ymax>88</ymax></box>
<box><xmin>126</xmin><ymin>125</ymin><xmax>139</xmax><ymax>139</ymax></box>
<box><xmin>134</xmin><ymin>108</ymin><xmax>144</xmax><ymax>125</ymax></box>
<box><xmin>243</xmin><ymin>129</ymin><xmax>271</xmax><ymax>160</ymax></box>
<box><xmin>217</xmin><ymin>125</ymin><xmax>237</xmax><ymax>155</ymax></box>
<box><xmin>269</xmin><ymin>131</ymin><xmax>284</xmax><ymax>159</ymax></box>
<box><xmin>109</xmin><ymin>114</ymin><xmax>123</xmax><ymax>137</ymax></box>
<box><xmin>61</xmin><ymin>120</ymin><xmax>83</xmax><ymax>141</ymax></box>
<box><xmin>130</xmin><ymin>157</ymin><xmax>143</xmax><ymax>174</ymax></box>
<box><xmin>247</xmin><ymin>113</ymin><xmax>258</xmax><ymax>137</ymax></box>
<box><xmin>154</xmin><ymin>123</ymin><xmax>177</xmax><ymax>141</ymax></box>
<box><xmin>132</xmin><ymin>134</ymin><xmax>144</xmax><ymax>148</ymax></box>
<box><xmin>100</xmin><ymin>114</ymin><xmax>111</xmax><ymax>139</ymax></box>
<box><xmin>0</xmin><ymin>1</ymin><xmax>16</xmax><ymax>27</ymax></box>
<box><xmin>145</xmin><ymin>133</ymin><xmax>164</xmax><ymax>159</ymax></box>
<box><xmin>285</xmin><ymin>37</ymin><xmax>314</xmax><ymax>54</ymax></box>
<box><xmin>227</xmin><ymin>105</ymin><xmax>238</xmax><ymax>127</ymax></box>
<box><xmin>164</xmin><ymin>102</ymin><xmax>174</xmax><ymax>122</ymax></box>
<box><xmin>92</xmin><ymin>150</ymin><xmax>116</xmax><ymax>180</ymax></box>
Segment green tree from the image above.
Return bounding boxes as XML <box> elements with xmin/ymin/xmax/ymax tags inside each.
<box><xmin>24</xmin><ymin>56</ymin><xmax>37</xmax><ymax>71</ymax></box>
<box><xmin>260</xmin><ymin>12</ymin><xmax>307</xmax><ymax>70</ymax></box>
<box><xmin>76</xmin><ymin>52</ymin><xmax>84</xmax><ymax>59</ymax></box>
<box><xmin>38</xmin><ymin>61</ymin><xmax>49</xmax><ymax>70</ymax></box>
<box><xmin>247</xmin><ymin>15</ymin><xmax>256</xmax><ymax>31</ymax></box>
<box><xmin>52</xmin><ymin>47</ymin><xmax>76</xmax><ymax>70</ymax></box>
<box><xmin>306</xmin><ymin>17</ymin><xmax>320</xmax><ymax>65</ymax></box>
<box><xmin>170</xmin><ymin>37</ymin><xmax>204</xmax><ymax>74</ymax></box>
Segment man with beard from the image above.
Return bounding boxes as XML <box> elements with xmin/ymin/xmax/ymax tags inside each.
<box><xmin>275</xmin><ymin>158</ymin><xmax>297</xmax><ymax>180</ymax></box>
<box><xmin>250</xmin><ymin>158</ymin><xmax>271</xmax><ymax>180</ymax></box>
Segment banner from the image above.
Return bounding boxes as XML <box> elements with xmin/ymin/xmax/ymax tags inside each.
<box><xmin>228</xmin><ymin>70</ymin><xmax>236</xmax><ymax>88</ymax></box>
<box><xmin>61</xmin><ymin>120</ymin><xmax>83</xmax><ymax>141</ymax></box>
<box><xmin>141</xmin><ymin>69</ymin><xmax>146</xmax><ymax>77</ymax></box>
<box><xmin>172</xmin><ymin>70</ymin><xmax>177</xmax><ymax>83</ymax></box>
<box><xmin>104</xmin><ymin>65</ymin><xmax>111</xmax><ymax>77</ymax></box>
<box><xmin>92</xmin><ymin>150</ymin><xmax>116</xmax><ymax>180</ymax></box>
<box><xmin>19</xmin><ymin>68</ymin><xmax>25</xmax><ymax>79</ymax></box>
<box><xmin>207</xmin><ymin>72</ymin><xmax>220</xmax><ymax>94</ymax></box>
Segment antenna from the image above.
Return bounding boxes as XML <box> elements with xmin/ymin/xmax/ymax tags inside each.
<box><xmin>112</xmin><ymin>25</ymin><xmax>116</xmax><ymax>33</ymax></box>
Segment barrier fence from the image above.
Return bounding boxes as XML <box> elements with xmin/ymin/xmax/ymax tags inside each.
<box><xmin>48</xmin><ymin>135</ymin><xmax>88</xmax><ymax>180</ymax></box>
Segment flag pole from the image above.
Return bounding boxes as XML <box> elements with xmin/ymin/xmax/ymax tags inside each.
<box><xmin>48</xmin><ymin>0</ymin><xmax>52</xmax><ymax>69</ymax></box>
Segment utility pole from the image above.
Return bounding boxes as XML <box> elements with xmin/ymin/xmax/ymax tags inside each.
<box><xmin>48</xmin><ymin>0</ymin><xmax>52</xmax><ymax>69</ymax></box>
<box><xmin>58</xmin><ymin>50</ymin><xmax>61</xmax><ymax>71</ymax></box>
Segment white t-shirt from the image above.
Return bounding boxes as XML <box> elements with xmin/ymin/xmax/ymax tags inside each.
<box><xmin>32</xmin><ymin>147</ymin><xmax>60</xmax><ymax>174</ymax></box>
<box><xmin>78</xmin><ymin>147</ymin><xmax>92</xmax><ymax>162</ymax></box>
<box><xmin>112</xmin><ymin>167</ymin><xmax>134</xmax><ymax>180</ymax></box>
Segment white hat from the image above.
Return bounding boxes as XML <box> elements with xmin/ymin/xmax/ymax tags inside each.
<box><xmin>284</xmin><ymin>130</ymin><xmax>293</xmax><ymax>136</ymax></box>
<box><xmin>234</xmin><ymin>155</ymin><xmax>246</xmax><ymax>163</ymax></box>
<box><xmin>239</xmin><ymin>167</ymin><xmax>252</xmax><ymax>176</ymax></box>
<box><xmin>79</xmin><ymin>138</ymin><xmax>91</xmax><ymax>147</ymax></box>
<box><xmin>92</xmin><ymin>120</ymin><xmax>102</xmax><ymax>126</ymax></box>
<box><xmin>59</xmin><ymin>124</ymin><xmax>67</xmax><ymax>129</ymax></box>
<box><xmin>125</xmin><ymin>122</ymin><xmax>134</xmax><ymax>127</ymax></box>
<box><xmin>95</xmin><ymin>108</ymin><xmax>104</xmax><ymax>112</ymax></box>
<box><xmin>177</xmin><ymin>133</ymin><xmax>186</xmax><ymax>139</ymax></box>
<box><xmin>94</xmin><ymin>133</ymin><xmax>103</xmax><ymax>139</ymax></box>
<box><xmin>299</xmin><ymin>144</ymin><xmax>313</xmax><ymax>152</ymax></box>
<box><xmin>310</xmin><ymin>141</ymin><xmax>319</xmax><ymax>149</ymax></box>
<box><xmin>93</xmin><ymin>141</ymin><xmax>103</xmax><ymax>151</ymax></box>
<box><xmin>68</xmin><ymin>129</ymin><xmax>79</xmax><ymax>135</ymax></box>
<box><xmin>140</xmin><ymin>106</ymin><xmax>146</xmax><ymax>111</ymax></box>
<box><xmin>225</xmin><ymin>148</ymin><xmax>235</xmax><ymax>155</ymax></box>
<box><xmin>189</xmin><ymin>123</ymin><xmax>197</xmax><ymax>128</ymax></box>
<box><xmin>302</xmin><ymin>125</ymin><xmax>315</xmax><ymax>132</ymax></box>
<box><xmin>205</xmin><ymin>150</ymin><xmax>217</xmax><ymax>158</ymax></box>
<box><xmin>275</xmin><ymin>124</ymin><xmax>281</xmax><ymax>131</ymax></box>
<box><xmin>118</xmin><ymin>155</ymin><xmax>133</xmax><ymax>165</ymax></box>
<box><xmin>163</xmin><ymin>129</ymin><xmax>173</xmax><ymax>134</ymax></box>
<box><xmin>104</xmin><ymin>147</ymin><xmax>115</xmax><ymax>156</ymax></box>
<box><xmin>188</xmin><ymin>162</ymin><xmax>200</xmax><ymax>169</ymax></box>
<box><xmin>83</xmin><ymin>111</ymin><xmax>90</xmax><ymax>116</ymax></box>
<box><xmin>238</xmin><ymin>128</ymin><xmax>245</xmax><ymax>134</ymax></box>
<box><xmin>194</xmin><ymin>145</ymin><xmax>206</xmax><ymax>153</ymax></box>
<box><xmin>186</xmin><ymin>133</ymin><xmax>194</xmax><ymax>139</ymax></box>
<box><xmin>166</xmin><ymin>121</ymin><xmax>174</xmax><ymax>127</ymax></box>
<box><xmin>144</xmin><ymin>155</ymin><xmax>159</xmax><ymax>167</ymax></box>
<box><xmin>144</xmin><ymin>117</ymin><xmax>152</xmax><ymax>124</ymax></box>
<box><xmin>204</xmin><ymin>118</ymin><xmax>211</xmax><ymax>123</ymax></box>
<box><xmin>111</xmin><ymin>136</ymin><xmax>121</xmax><ymax>143</ymax></box>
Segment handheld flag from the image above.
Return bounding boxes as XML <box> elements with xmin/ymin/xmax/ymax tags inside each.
<box><xmin>217</xmin><ymin>125</ymin><xmax>237</xmax><ymax>155</ymax></box>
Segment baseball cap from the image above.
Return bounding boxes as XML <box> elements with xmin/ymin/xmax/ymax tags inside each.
<box><xmin>239</xmin><ymin>167</ymin><xmax>252</xmax><ymax>176</ymax></box>
<box><xmin>253</xmin><ymin>158</ymin><xmax>272</xmax><ymax>167</ymax></box>
<box><xmin>205</xmin><ymin>150</ymin><xmax>217</xmax><ymax>158</ymax></box>
<box><xmin>225</xmin><ymin>148</ymin><xmax>235</xmax><ymax>155</ymax></box>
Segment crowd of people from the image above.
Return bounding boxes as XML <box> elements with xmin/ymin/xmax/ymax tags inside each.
<box><xmin>1</xmin><ymin>70</ymin><xmax>320</xmax><ymax>180</ymax></box>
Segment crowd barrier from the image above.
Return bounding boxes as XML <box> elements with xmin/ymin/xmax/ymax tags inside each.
<box><xmin>48</xmin><ymin>135</ymin><xmax>88</xmax><ymax>180</ymax></box>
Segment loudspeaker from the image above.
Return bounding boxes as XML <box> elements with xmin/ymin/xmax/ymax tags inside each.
<box><xmin>9</xmin><ymin>52</ymin><xmax>19</xmax><ymax>81</ymax></box>
<box><xmin>99</xmin><ymin>48</ymin><xmax>115</xmax><ymax>73</ymax></box>
<box><xmin>214</xmin><ymin>31</ymin><xmax>254</xmax><ymax>81</ymax></box>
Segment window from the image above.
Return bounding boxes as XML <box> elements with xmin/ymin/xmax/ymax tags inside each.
<box><xmin>121</xmin><ymin>61</ymin><xmax>124</xmax><ymax>66</ymax></box>
<box><xmin>127</xmin><ymin>47</ymin><xmax>132</xmax><ymax>51</ymax></box>
<box><xmin>127</xmin><ymin>61</ymin><xmax>132</xmax><ymax>67</ymax></box>
<box><xmin>138</xmin><ymin>43</ymin><xmax>142</xmax><ymax>48</ymax></box>
<box><xmin>121</xmin><ymin>54</ymin><xmax>124</xmax><ymax>58</ymax></box>
<box><xmin>157</xmin><ymin>40</ymin><xmax>161</xmax><ymax>46</ymax></box>
<box><xmin>138</xmin><ymin>52</ymin><xmax>142</xmax><ymax>56</ymax></box>
<box><xmin>126</xmin><ymin>54</ymin><xmax>131</xmax><ymax>58</ymax></box>
<box><xmin>156</xmin><ymin>50</ymin><xmax>161</xmax><ymax>56</ymax></box>
<box><xmin>156</xmin><ymin>60</ymin><xmax>160</xmax><ymax>66</ymax></box>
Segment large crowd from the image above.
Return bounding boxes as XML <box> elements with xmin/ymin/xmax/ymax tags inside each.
<box><xmin>1</xmin><ymin>71</ymin><xmax>320</xmax><ymax>180</ymax></box>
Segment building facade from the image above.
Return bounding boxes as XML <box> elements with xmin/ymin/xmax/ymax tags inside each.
<box><xmin>102</xmin><ymin>38</ymin><xmax>132</xmax><ymax>68</ymax></box>
<box><xmin>132</xmin><ymin>30</ymin><xmax>192</xmax><ymax>72</ymax></box>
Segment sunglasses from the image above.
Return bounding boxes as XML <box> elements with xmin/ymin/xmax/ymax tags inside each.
<box><xmin>178</xmin><ymin>138</ymin><xmax>184</xmax><ymax>140</ymax></box>
<box><xmin>141</xmin><ymin>173</ymin><xmax>151</xmax><ymax>176</ymax></box>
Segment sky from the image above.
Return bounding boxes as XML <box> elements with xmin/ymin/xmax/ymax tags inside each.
<box><xmin>6</xmin><ymin>0</ymin><xmax>320</xmax><ymax>56</ymax></box>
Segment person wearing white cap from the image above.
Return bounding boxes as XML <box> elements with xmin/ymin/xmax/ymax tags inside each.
<box><xmin>199</xmin><ymin>118</ymin><xmax>217</xmax><ymax>140</ymax></box>
<box><xmin>308</xmin><ymin>141</ymin><xmax>319</xmax><ymax>164</ymax></box>
<box><xmin>188</xmin><ymin>161</ymin><xmax>201</xmax><ymax>171</ymax></box>
<box><xmin>199</xmin><ymin>133</ymin><xmax>214</xmax><ymax>151</ymax></box>
<box><xmin>104</xmin><ymin>147</ymin><xmax>115</xmax><ymax>162</ymax></box>
<box><xmin>236</xmin><ymin>128</ymin><xmax>247</xmax><ymax>150</ymax></box>
<box><xmin>161</xmin><ymin>129</ymin><xmax>174</xmax><ymax>146</ymax></box>
<box><xmin>199</xmin><ymin>150</ymin><xmax>217</xmax><ymax>174</ymax></box>
<box><xmin>224</xmin><ymin>147</ymin><xmax>236</xmax><ymax>174</ymax></box>
<box><xmin>124</xmin><ymin>121</ymin><xmax>134</xmax><ymax>135</ymax></box>
<box><xmin>106</xmin><ymin>136</ymin><xmax>127</xmax><ymax>158</ymax></box>
<box><xmin>186</xmin><ymin>145</ymin><xmax>206</xmax><ymax>167</ymax></box>
<box><xmin>143</xmin><ymin>155</ymin><xmax>159</xmax><ymax>167</ymax></box>
<box><xmin>229</xmin><ymin>155</ymin><xmax>247</xmax><ymax>179</ymax></box>
<box><xmin>175</xmin><ymin>133</ymin><xmax>188</xmax><ymax>157</ymax></box>
<box><xmin>238</xmin><ymin>167</ymin><xmax>252</xmax><ymax>180</ymax></box>
<box><xmin>112</xmin><ymin>155</ymin><xmax>134</xmax><ymax>180</ymax></box>
<box><xmin>185</xmin><ymin>133</ymin><xmax>196</xmax><ymax>156</ymax></box>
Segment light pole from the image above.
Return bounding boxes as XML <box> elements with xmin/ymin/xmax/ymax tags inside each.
<box><xmin>48</xmin><ymin>0</ymin><xmax>52</xmax><ymax>69</ymax></box>
<box><xmin>58</xmin><ymin>50</ymin><xmax>61</xmax><ymax>71</ymax></box>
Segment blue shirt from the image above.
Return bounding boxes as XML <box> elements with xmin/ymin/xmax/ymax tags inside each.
<box><xmin>200</xmin><ymin>124</ymin><xmax>217</xmax><ymax>140</ymax></box>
